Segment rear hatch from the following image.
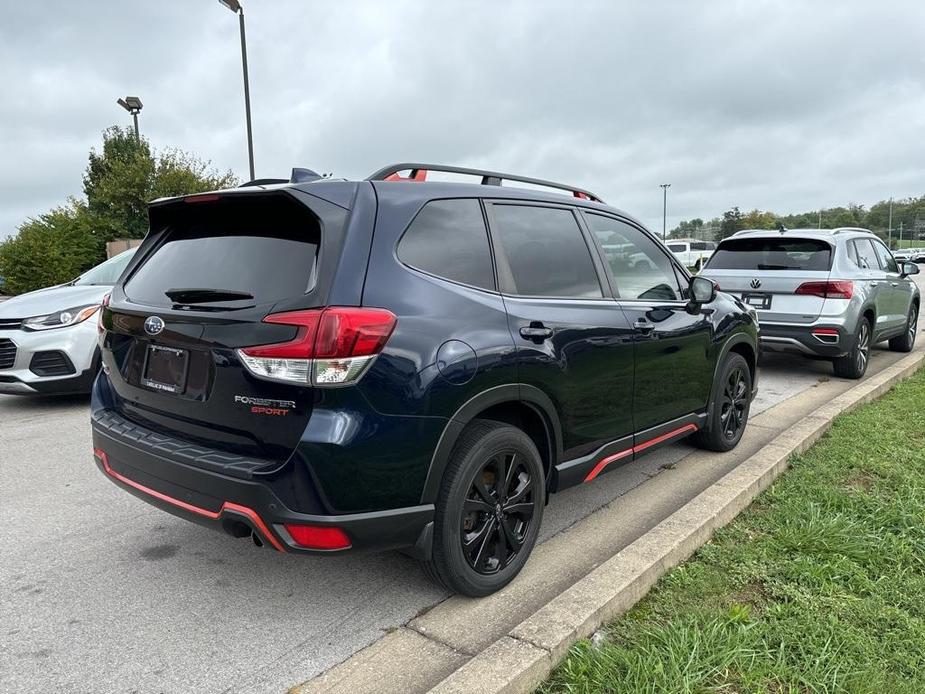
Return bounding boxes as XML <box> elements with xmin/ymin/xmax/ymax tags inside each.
<box><xmin>101</xmin><ymin>190</ymin><xmax>351</xmax><ymax>461</ymax></box>
<box><xmin>702</xmin><ymin>236</ymin><xmax>834</xmax><ymax>324</ymax></box>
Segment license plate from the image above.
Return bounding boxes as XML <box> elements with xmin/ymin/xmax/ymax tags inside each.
<box><xmin>142</xmin><ymin>344</ymin><xmax>189</xmax><ymax>394</ymax></box>
<box><xmin>741</xmin><ymin>292</ymin><xmax>772</xmax><ymax>310</ymax></box>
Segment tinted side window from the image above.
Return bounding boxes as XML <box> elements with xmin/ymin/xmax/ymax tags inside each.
<box><xmin>584</xmin><ymin>213</ymin><xmax>682</xmax><ymax>301</ymax></box>
<box><xmin>853</xmin><ymin>239</ymin><xmax>880</xmax><ymax>270</ymax></box>
<box><xmin>872</xmin><ymin>240</ymin><xmax>899</xmax><ymax>273</ymax></box>
<box><xmin>397</xmin><ymin>199</ymin><xmax>494</xmax><ymax>290</ymax></box>
<box><xmin>490</xmin><ymin>205</ymin><xmax>602</xmax><ymax>298</ymax></box>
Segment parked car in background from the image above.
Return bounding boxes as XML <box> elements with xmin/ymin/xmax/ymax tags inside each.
<box><xmin>666</xmin><ymin>239</ymin><xmax>716</xmax><ymax>270</ymax></box>
<box><xmin>0</xmin><ymin>248</ymin><xmax>136</xmax><ymax>395</ymax></box>
<box><xmin>91</xmin><ymin>163</ymin><xmax>759</xmax><ymax>597</ymax></box>
<box><xmin>701</xmin><ymin>228</ymin><xmax>920</xmax><ymax>379</ymax></box>
<box><xmin>893</xmin><ymin>248</ymin><xmax>912</xmax><ymax>263</ymax></box>
<box><xmin>909</xmin><ymin>247</ymin><xmax>925</xmax><ymax>263</ymax></box>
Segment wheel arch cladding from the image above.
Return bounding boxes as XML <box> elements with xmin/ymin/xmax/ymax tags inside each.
<box><xmin>420</xmin><ymin>384</ymin><xmax>561</xmax><ymax>504</ymax></box>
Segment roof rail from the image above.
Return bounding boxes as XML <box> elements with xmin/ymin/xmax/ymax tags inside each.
<box><xmin>366</xmin><ymin>163</ymin><xmax>605</xmax><ymax>203</ymax></box>
<box><xmin>831</xmin><ymin>227</ymin><xmax>875</xmax><ymax>235</ymax></box>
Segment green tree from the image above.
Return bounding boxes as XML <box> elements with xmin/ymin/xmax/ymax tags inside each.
<box><xmin>719</xmin><ymin>206</ymin><xmax>744</xmax><ymax>239</ymax></box>
<box><xmin>0</xmin><ymin>126</ymin><xmax>237</xmax><ymax>294</ymax></box>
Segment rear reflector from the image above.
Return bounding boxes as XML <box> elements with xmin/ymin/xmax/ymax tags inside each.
<box><xmin>284</xmin><ymin>524</ymin><xmax>352</xmax><ymax>550</ymax></box>
<box><xmin>811</xmin><ymin>328</ymin><xmax>839</xmax><ymax>335</ymax></box>
<box><xmin>795</xmin><ymin>281</ymin><xmax>853</xmax><ymax>299</ymax></box>
<box><xmin>238</xmin><ymin>307</ymin><xmax>396</xmax><ymax>386</ymax></box>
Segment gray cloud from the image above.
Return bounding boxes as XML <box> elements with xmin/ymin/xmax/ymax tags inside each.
<box><xmin>1</xmin><ymin>0</ymin><xmax>923</xmax><ymax>239</ymax></box>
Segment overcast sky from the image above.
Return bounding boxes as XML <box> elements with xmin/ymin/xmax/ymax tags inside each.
<box><xmin>1</xmin><ymin>0</ymin><xmax>923</xmax><ymax>239</ymax></box>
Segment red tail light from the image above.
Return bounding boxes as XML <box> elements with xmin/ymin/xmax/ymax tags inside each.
<box><xmin>284</xmin><ymin>523</ymin><xmax>352</xmax><ymax>550</ymax></box>
<box><xmin>794</xmin><ymin>281</ymin><xmax>853</xmax><ymax>299</ymax></box>
<box><xmin>238</xmin><ymin>307</ymin><xmax>397</xmax><ymax>386</ymax></box>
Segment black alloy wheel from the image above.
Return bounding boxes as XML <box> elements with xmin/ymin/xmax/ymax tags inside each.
<box><xmin>424</xmin><ymin>419</ymin><xmax>545</xmax><ymax>597</ymax></box>
<box><xmin>693</xmin><ymin>351</ymin><xmax>752</xmax><ymax>452</ymax></box>
<box><xmin>460</xmin><ymin>450</ymin><xmax>536</xmax><ymax>575</ymax></box>
<box><xmin>719</xmin><ymin>364</ymin><xmax>749</xmax><ymax>441</ymax></box>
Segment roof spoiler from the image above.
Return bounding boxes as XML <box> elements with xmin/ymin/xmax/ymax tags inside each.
<box><xmin>238</xmin><ymin>168</ymin><xmax>324</xmax><ymax>188</ymax></box>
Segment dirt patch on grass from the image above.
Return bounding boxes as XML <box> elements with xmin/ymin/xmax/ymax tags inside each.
<box><xmin>845</xmin><ymin>472</ymin><xmax>875</xmax><ymax>492</ymax></box>
<box><xmin>728</xmin><ymin>580</ymin><xmax>770</xmax><ymax>609</ymax></box>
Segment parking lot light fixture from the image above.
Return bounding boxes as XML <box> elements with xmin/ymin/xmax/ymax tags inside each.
<box><xmin>218</xmin><ymin>0</ymin><xmax>255</xmax><ymax>181</ymax></box>
<box><xmin>116</xmin><ymin>96</ymin><xmax>143</xmax><ymax>143</ymax></box>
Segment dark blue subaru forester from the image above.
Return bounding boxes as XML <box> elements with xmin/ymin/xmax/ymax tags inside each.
<box><xmin>92</xmin><ymin>164</ymin><xmax>759</xmax><ymax>596</ymax></box>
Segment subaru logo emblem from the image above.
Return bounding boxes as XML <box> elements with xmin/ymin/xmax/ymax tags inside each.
<box><xmin>144</xmin><ymin>316</ymin><xmax>165</xmax><ymax>336</ymax></box>
<box><xmin>749</xmin><ymin>278</ymin><xmax>762</xmax><ymax>289</ymax></box>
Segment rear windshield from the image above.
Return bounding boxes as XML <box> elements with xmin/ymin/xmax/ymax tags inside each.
<box><xmin>124</xmin><ymin>196</ymin><xmax>320</xmax><ymax>308</ymax></box>
<box><xmin>706</xmin><ymin>238</ymin><xmax>832</xmax><ymax>271</ymax></box>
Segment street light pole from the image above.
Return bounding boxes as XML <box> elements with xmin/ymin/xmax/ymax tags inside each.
<box><xmin>888</xmin><ymin>197</ymin><xmax>893</xmax><ymax>248</ymax></box>
<box><xmin>219</xmin><ymin>0</ymin><xmax>255</xmax><ymax>181</ymax></box>
<box><xmin>116</xmin><ymin>96</ymin><xmax>143</xmax><ymax>144</ymax></box>
<box><xmin>660</xmin><ymin>183</ymin><xmax>671</xmax><ymax>241</ymax></box>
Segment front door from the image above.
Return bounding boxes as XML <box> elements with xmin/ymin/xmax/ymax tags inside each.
<box><xmin>583</xmin><ymin>212</ymin><xmax>714</xmax><ymax>433</ymax></box>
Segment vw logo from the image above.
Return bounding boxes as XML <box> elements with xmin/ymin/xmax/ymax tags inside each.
<box><xmin>144</xmin><ymin>316</ymin><xmax>165</xmax><ymax>336</ymax></box>
<box><xmin>749</xmin><ymin>278</ymin><xmax>762</xmax><ymax>289</ymax></box>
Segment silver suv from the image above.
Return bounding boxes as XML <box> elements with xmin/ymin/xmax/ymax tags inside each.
<box><xmin>701</xmin><ymin>228</ymin><xmax>920</xmax><ymax>379</ymax></box>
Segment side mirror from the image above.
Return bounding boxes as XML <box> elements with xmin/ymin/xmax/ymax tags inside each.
<box><xmin>901</xmin><ymin>261</ymin><xmax>920</xmax><ymax>277</ymax></box>
<box><xmin>689</xmin><ymin>275</ymin><xmax>717</xmax><ymax>304</ymax></box>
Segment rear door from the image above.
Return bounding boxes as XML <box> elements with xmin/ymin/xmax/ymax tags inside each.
<box><xmin>702</xmin><ymin>237</ymin><xmax>835</xmax><ymax>324</ymax></box>
<box><xmin>584</xmin><ymin>213</ymin><xmax>714</xmax><ymax>432</ymax></box>
<box><xmin>852</xmin><ymin>238</ymin><xmax>894</xmax><ymax>334</ymax></box>
<box><xmin>101</xmin><ymin>190</ymin><xmax>352</xmax><ymax>461</ymax></box>
<box><xmin>871</xmin><ymin>238</ymin><xmax>912</xmax><ymax>334</ymax></box>
<box><xmin>486</xmin><ymin>201</ymin><xmax>636</xmax><ymax>460</ymax></box>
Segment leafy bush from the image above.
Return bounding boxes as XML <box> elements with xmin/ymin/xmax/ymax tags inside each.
<box><xmin>0</xmin><ymin>201</ymin><xmax>104</xmax><ymax>295</ymax></box>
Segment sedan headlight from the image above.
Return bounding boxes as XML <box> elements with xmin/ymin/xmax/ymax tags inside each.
<box><xmin>22</xmin><ymin>304</ymin><xmax>100</xmax><ymax>331</ymax></box>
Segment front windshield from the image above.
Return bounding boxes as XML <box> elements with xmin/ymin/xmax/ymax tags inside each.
<box><xmin>73</xmin><ymin>249</ymin><xmax>136</xmax><ymax>286</ymax></box>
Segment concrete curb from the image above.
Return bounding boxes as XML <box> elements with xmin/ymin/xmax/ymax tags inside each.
<box><xmin>426</xmin><ymin>350</ymin><xmax>925</xmax><ymax>694</ymax></box>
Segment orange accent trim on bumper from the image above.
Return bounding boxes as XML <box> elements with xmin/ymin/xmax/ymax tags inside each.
<box><xmin>584</xmin><ymin>423</ymin><xmax>699</xmax><ymax>483</ymax></box>
<box><xmin>94</xmin><ymin>448</ymin><xmax>286</xmax><ymax>552</ymax></box>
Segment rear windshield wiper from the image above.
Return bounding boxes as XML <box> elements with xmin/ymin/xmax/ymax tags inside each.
<box><xmin>756</xmin><ymin>264</ymin><xmax>800</xmax><ymax>270</ymax></box>
<box><xmin>165</xmin><ymin>288</ymin><xmax>254</xmax><ymax>304</ymax></box>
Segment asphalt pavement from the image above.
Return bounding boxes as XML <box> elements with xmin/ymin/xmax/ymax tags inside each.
<box><xmin>2</xmin><ymin>273</ymin><xmax>923</xmax><ymax>693</ymax></box>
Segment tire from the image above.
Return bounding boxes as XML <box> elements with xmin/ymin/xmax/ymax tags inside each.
<box><xmin>692</xmin><ymin>352</ymin><xmax>752</xmax><ymax>452</ymax></box>
<box><xmin>833</xmin><ymin>316</ymin><xmax>872</xmax><ymax>379</ymax></box>
<box><xmin>888</xmin><ymin>303</ymin><xmax>918</xmax><ymax>353</ymax></box>
<box><xmin>422</xmin><ymin>419</ymin><xmax>545</xmax><ymax>597</ymax></box>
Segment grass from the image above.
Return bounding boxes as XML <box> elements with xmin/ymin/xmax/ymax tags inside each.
<box><xmin>540</xmin><ymin>367</ymin><xmax>925</xmax><ymax>694</ymax></box>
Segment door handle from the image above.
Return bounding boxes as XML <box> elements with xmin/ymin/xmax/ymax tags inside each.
<box><xmin>891</xmin><ymin>282</ymin><xmax>900</xmax><ymax>287</ymax></box>
<box><xmin>519</xmin><ymin>324</ymin><xmax>553</xmax><ymax>340</ymax></box>
<box><xmin>633</xmin><ymin>318</ymin><xmax>655</xmax><ymax>335</ymax></box>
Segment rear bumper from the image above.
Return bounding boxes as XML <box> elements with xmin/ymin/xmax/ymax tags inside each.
<box><xmin>91</xmin><ymin>415</ymin><xmax>434</xmax><ymax>556</ymax></box>
<box><xmin>759</xmin><ymin>323</ymin><xmax>849</xmax><ymax>358</ymax></box>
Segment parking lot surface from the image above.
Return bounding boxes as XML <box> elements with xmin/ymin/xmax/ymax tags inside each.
<box><xmin>3</xmin><ymin>273</ymin><xmax>923</xmax><ymax>693</ymax></box>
